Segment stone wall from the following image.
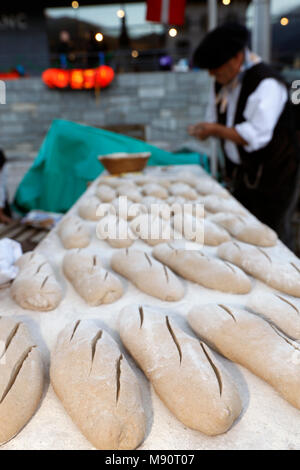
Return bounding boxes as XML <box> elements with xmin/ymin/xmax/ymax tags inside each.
<box><xmin>1</xmin><ymin>71</ymin><xmax>211</xmax><ymax>201</ymax></box>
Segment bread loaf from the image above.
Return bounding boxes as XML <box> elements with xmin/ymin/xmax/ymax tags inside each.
<box><xmin>188</xmin><ymin>304</ymin><xmax>300</xmax><ymax>410</ymax></box>
<box><xmin>11</xmin><ymin>251</ymin><xmax>62</xmax><ymax>311</ymax></box>
<box><xmin>50</xmin><ymin>320</ymin><xmax>146</xmax><ymax>450</ymax></box>
<box><xmin>96</xmin><ymin>214</ymin><xmax>135</xmax><ymax>248</ymax></box>
<box><xmin>117</xmin><ymin>184</ymin><xmax>142</xmax><ymax>203</ymax></box>
<box><xmin>130</xmin><ymin>214</ymin><xmax>175</xmax><ymax>246</ymax></box>
<box><xmin>210</xmin><ymin>213</ymin><xmax>277</xmax><ymax>247</ymax></box>
<box><xmin>78</xmin><ymin>196</ymin><xmax>102</xmax><ymax>221</ymax></box>
<box><xmin>202</xmin><ymin>195</ymin><xmax>247</xmax><ymax>215</ymax></box>
<box><xmin>247</xmin><ymin>292</ymin><xmax>300</xmax><ymax>340</ymax></box>
<box><xmin>63</xmin><ymin>250</ymin><xmax>123</xmax><ymax>306</ymax></box>
<box><xmin>141</xmin><ymin>183</ymin><xmax>168</xmax><ymax>199</ymax></box>
<box><xmin>58</xmin><ymin>215</ymin><xmax>91</xmax><ymax>249</ymax></box>
<box><xmin>95</xmin><ymin>184</ymin><xmax>116</xmax><ymax>202</ymax></box>
<box><xmin>112</xmin><ymin>197</ymin><xmax>146</xmax><ymax>221</ymax></box>
<box><xmin>173</xmin><ymin>213</ymin><xmax>230</xmax><ymax>246</ymax></box>
<box><xmin>119</xmin><ymin>305</ymin><xmax>242</xmax><ymax>435</ymax></box>
<box><xmin>111</xmin><ymin>249</ymin><xmax>184</xmax><ymax>301</ymax></box>
<box><xmin>169</xmin><ymin>183</ymin><xmax>198</xmax><ymax>200</ymax></box>
<box><xmin>152</xmin><ymin>243</ymin><xmax>251</xmax><ymax>294</ymax></box>
<box><xmin>218</xmin><ymin>241</ymin><xmax>300</xmax><ymax>297</ymax></box>
<box><xmin>196</xmin><ymin>178</ymin><xmax>230</xmax><ymax>199</ymax></box>
<box><xmin>0</xmin><ymin>317</ymin><xmax>43</xmax><ymax>444</ymax></box>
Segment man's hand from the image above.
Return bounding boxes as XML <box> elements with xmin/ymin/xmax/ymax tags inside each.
<box><xmin>0</xmin><ymin>208</ymin><xmax>12</xmax><ymax>224</ymax></box>
<box><xmin>188</xmin><ymin>122</ymin><xmax>217</xmax><ymax>141</ymax></box>
<box><xmin>188</xmin><ymin>122</ymin><xmax>248</xmax><ymax>146</ymax></box>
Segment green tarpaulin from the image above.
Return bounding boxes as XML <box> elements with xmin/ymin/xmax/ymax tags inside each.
<box><xmin>13</xmin><ymin>119</ymin><xmax>208</xmax><ymax>214</ymax></box>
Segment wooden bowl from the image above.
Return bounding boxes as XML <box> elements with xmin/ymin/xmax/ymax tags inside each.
<box><xmin>98</xmin><ymin>152</ymin><xmax>151</xmax><ymax>175</ymax></box>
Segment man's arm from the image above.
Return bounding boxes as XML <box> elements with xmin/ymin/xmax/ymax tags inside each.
<box><xmin>188</xmin><ymin>79</ymin><xmax>288</xmax><ymax>151</ymax></box>
<box><xmin>188</xmin><ymin>122</ymin><xmax>248</xmax><ymax>146</ymax></box>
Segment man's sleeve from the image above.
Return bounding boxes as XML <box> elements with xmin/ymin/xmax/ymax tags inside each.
<box><xmin>205</xmin><ymin>81</ymin><xmax>217</xmax><ymax>123</ymax></box>
<box><xmin>235</xmin><ymin>78</ymin><xmax>288</xmax><ymax>152</ymax></box>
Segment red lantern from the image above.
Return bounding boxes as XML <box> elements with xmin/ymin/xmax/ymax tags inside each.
<box><xmin>42</xmin><ymin>69</ymin><xmax>69</xmax><ymax>88</ymax></box>
<box><xmin>95</xmin><ymin>65</ymin><xmax>115</xmax><ymax>88</ymax></box>
<box><xmin>83</xmin><ymin>69</ymin><xmax>96</xmax><ymax>89</ymax></box>
<box><xmin>70</xmin><ymin>69</ymin><xmax>84</xmax><ymax>89</ymax></box>
<box><xmin>42</xmin><ymin>66</ymin><xmax>114</xmax><ymax>89</ymax></box>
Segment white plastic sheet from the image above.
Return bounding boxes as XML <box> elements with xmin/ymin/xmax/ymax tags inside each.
<box><xmin>0</xmin><ymin>238</ymin><xmax>22</xmax><ymax>285</ymax></box>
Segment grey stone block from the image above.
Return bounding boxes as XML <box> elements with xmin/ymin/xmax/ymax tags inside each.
<box><xmin>138</xmin><ymin>87</ymin><xmax>165</xmax><ymax>99</ymax></box>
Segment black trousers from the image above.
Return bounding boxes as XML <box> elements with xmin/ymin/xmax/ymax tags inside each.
<box><xmin>224</xmin><ymin>158</ymin><xmax>300</xmax><ymax>251</ymax></box>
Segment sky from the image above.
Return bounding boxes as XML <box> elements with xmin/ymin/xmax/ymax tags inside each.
<box><xmin>271</xmin><ymin>0</ymin><xmax>300</xmax><ymax>15</ymax></box>
<box><xmin>46</xmin><ymin>2</ymin><xmax>164</xmax><ymax>38</ymax></box>
<box><xmin>46</xmin><ymin>0</ymin><xmax>300</xmax><ymax>37</ymax></box>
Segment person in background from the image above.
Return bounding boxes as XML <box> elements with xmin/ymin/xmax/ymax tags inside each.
<box><xmin>188</xmin><ymin>23</ymin><xmax>299</xmax><ymax>250</ymax></box>
<box><xmin>0</xmin><ymin>150</ymin><xmax>12</xmax><ymax>224</ymax></box>
<box><xmin>57</xmin><ymin>30</ymin><xmax>75</xmax><ymax>68</ymax></box>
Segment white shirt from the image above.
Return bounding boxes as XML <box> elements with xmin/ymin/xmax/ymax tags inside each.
<box><xmin>0</xmin><ymin>166</ymin><xmax>7</xmax><ymax>209</ymax></box>
<box><xmin>206</xmin><ymin>62</ymin><xmax>288</xmax><ymax>165</ymax></box>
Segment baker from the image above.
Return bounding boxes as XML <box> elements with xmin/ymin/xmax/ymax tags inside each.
<box><xmin>188</xmin><ymin>23</ymin><xmax>299</xmax><ymax>249</ymax></box>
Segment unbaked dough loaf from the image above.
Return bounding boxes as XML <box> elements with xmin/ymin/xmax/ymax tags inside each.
<box><xmin>247</xmin><ymin>292</ymin><xmax>300</xmax><ymax>340</ymax></box>
<box><xmin>112</xmin><ymin>197</ymin><xmax>146</xmax><ymax>221</ymax></box>
<box><xmin>129</xmin><ymin>175</ymin><xmax>156</xmax><ymax>186</ymax></box>
<box><xmin>196</xmin><ymin>177</ymin><xmax>230</xmax><ymax>199</ymax></box>
<box><xmin>166</xmin><ymin>173</ymin><xmax>199</xmax><ymax>188</ymax></box>
<box><xmin>99</xmin><ymin>177</ymin><xmax>125</xmax><ymax>188</ymax></box>
<box><xmin>111</xmin><ymin>249</ymin><xmax>184</xmax><ymax>301</ymax></box>
<box><xmin>78</xmin><ymin>196</ymin><xmax>102</xmax><ymax>221</ymax></box>
<box><xmin>50</xmin><ymin>320</ymin><xmax>146</xmax><ymax>450</ymax></box>
<box><xmin>169</xmin><ymin>183</ymin><xmax>198</xmax><ymax>200</ymax></box>
<box><xmin>218</xmin><ymin>241</ymin><xmax>300</xmax><ymax>297</ymax></box>
<box><xmin>96</xmin><ymin>214</ymin><xmax>135</xmax><ymax>248</ymax></box>
<box><xmin>95</xmin><ymin>184</ymin><xmax>116</xmax><ymax>202</ymax></box>
<box><xmin>117</xmin><ymin>184</ymin><xmax>142</xmax><ymax>203</ymax></box>
<box><xmin>0</xmin><ymin>317</ymin><xmax>44</xmax><ymax>445</ymax></box>
<box><xmin>173</xmin><ymin>213</ymin><xmax>230</xmax><ymax>246</ymax></box>
<box><xmin>63</xmin><ymin>250</ymin><xmax>123</xmax><ymax>306</ymax></box>
<box><xmin>210</xmin><ymin>213</ymin><xmax>278</xmax><ymax>247</ymax></box>
<box><xmin>130</xmin><ymin>214</ymin><xmax>175</xmax><ymax>246</ymax></box>
<box><xmin>202</xmin><ymin>195</ymin><xmax>247</xmax><ymax>215</ymax></box>
<box><xmin>11</xmin><ymin>251</ymin><xmax>62</xmax><ymax>311</ymax></box>
<box><xmin>141</xmin><ymin>183</ymin><xmax>168</xmax><ymax>199</ymax></box>
<box><xmin>165</xmin><ymin>198</ymin><xmax>205</xmax><ymax>219</ymax></box>
<box><xmin>152</xmin><ymin>243</ymin><xmax>251</xmax><ymax>294</ymax></box>
<box><xmin>188</xmin><ymin>304</ymin><xmax>300</xmax><ymax>410</ymax></box>
<box><xmin>58</xmin><ymin>215</ymin><xmax>91</xmax><ymax>249</ymax></box>
<box><xmin>119</xmin><ymin>305</ymin><xmax>242</xmax><ymax>435</ymax></box>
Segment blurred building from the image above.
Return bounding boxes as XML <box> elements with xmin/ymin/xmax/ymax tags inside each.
<box><xmin>0</xmin><ymin>0</ymin><xmax>250</xmax><ymax>75</ymax></box>
<box><xmin>1</xmin><ymin>0</ymin><xmax>300</xmax><ymax>75</ymax></box>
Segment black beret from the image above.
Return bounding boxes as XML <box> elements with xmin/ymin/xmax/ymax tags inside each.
<box><xmin>193</xmin><ymin>23</ymin><xmax>250</xmax><ymax>69</ymax></box>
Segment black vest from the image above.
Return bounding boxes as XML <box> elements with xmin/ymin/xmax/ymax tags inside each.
<box><xmin>0</xmin><ymin>150</ymin><xmax>6</xmax><ymax>171</ymax></box>
<box><xmin>216</xmin><ymin>63</ymin><xmax>298</xmax><ymax>196</ymax></box>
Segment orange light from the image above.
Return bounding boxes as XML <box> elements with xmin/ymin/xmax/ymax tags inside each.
<box><xmin>42</xmin><ymin>69</ymin><xmax>69</xmax><ymax>88</ymax></box>
<box><xmin>83</xmin><ymin>69</ymin><xmax>96</xmax><ymax>89</ymax></box>
<box><xmin>70</xmin><ymin>69</ymin><xmax>84</xmax><ymax>89</ymax></box>
<box><xmin>95</xmin><ymin>32</ymin><xmax>104</xmax><ymax>42</ymax></box>
<box><xmin>95</xmin><ymin>65</ymin><xmax>115</xmax><ymax>88</ymax></box>
<box><xmin>280</xmin><ymin>17</ymin><xmax>289</xmax><ymax>26</ymax></box>
<box><xmin>42</xmin><ymin>66</ymin><xmax>115</xmax><ymax>90</ymax></box>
